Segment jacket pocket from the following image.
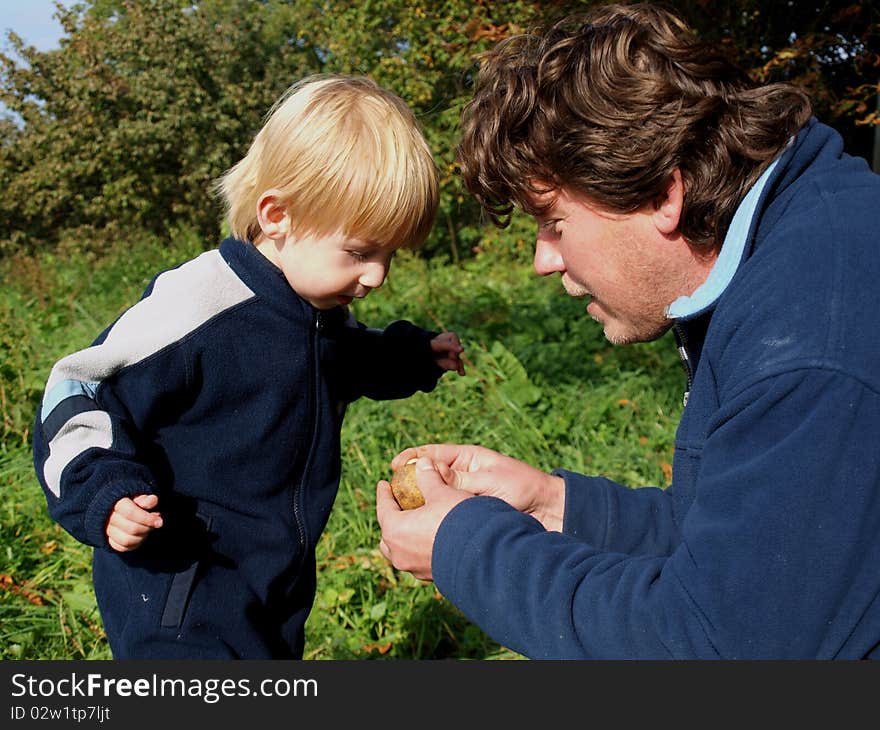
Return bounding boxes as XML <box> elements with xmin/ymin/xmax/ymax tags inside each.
<box><xmin>160</xmin><ymin>512</ymin><xmax>212</xmax><ymax>629</ymax></box>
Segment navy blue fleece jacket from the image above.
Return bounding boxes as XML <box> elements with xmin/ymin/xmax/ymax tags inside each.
<box><xmin>432</xmin><ymin>119</ymin><xmax>880</xmax><ymax>659</ymax></box>
<box><xmin>33</xmin><ymin>237</ymin><xmax>446</xmax><ymax>659</ymax></box>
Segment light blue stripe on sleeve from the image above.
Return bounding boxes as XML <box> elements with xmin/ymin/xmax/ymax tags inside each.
<box><xmin>41</xmin><ymin>379</ymin><xmax>99</xmax><ymax>423</ymax></box>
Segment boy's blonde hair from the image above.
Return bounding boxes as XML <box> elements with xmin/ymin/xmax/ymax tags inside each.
<box><xmin>215</xmin><ymin>75</ymin><xmax>439</xmax><ymax>248</ymax></box>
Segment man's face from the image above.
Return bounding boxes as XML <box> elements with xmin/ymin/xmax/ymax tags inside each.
<box><xmin>530</xmin><ymin>186</ymin><xmax>704</xmax><ymax>345</ymax></box>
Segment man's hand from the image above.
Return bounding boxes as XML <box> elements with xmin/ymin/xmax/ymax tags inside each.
<box><xmin>377</xmin><ymin>457</ymin><xmax>471</xmax><ymax>580</ymax></box>
<box><xmin>105</xmin><ymin>493</ymin><xmax>163</xmax><ymax>552</ymax></box>
<box><xmin>391</xmin><ymin>444</ymin><xmax>566</xmax><ymax>532</ymax></box>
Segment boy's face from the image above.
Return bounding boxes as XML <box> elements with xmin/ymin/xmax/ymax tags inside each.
<box><xmin>257</xmin><ymin>230</ymin><xmax>396</xmax><ymax>310</ymax></box>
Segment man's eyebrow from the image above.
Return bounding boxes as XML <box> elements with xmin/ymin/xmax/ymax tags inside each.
<box><xmin>536</xmin><ymin>201</ymin><xmax>561</xmax><ymax>220</ymax></box>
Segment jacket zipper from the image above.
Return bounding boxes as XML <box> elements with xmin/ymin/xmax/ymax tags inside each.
<box><xmin>672</xmin><ymin>322</ymin><xmax>693</xmax><ymax>408</ymax></box>
<box><xmin>291</xmin><ymin>312</ymin><xmax>322</xmax><ymax>571</ymax></box>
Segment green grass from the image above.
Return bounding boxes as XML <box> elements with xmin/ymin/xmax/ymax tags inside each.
<box><xmin>0</xmin><ymin>229</ymin><xmax>684</xmax><ymax>660</ymax></box>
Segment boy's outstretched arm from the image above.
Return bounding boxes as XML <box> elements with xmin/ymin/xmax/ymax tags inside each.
<box><xmin>429</xmin><ymin>331</ymin><xmax>466</xmax><ymax>376</ymax></box>
<box><xmin>329</xmin><ymin>319</ymin><xmax>461</xmax><ymax>401</ymax></box>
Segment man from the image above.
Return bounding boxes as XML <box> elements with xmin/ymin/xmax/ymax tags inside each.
<box><xmin>376</xmin><ymin>3</ymin><xmax>880</xmax><ymax>659</ymax></box>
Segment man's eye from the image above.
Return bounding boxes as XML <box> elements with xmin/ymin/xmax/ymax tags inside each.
<box><xmin>539</xmin><ymin>219</ymin><xmax>561</xmax><ymax>233</ymax></box>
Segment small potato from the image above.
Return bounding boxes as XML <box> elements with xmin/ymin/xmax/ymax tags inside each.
<box><xmin>390</xmin><ymin>458</ymin><xmax>425</xmax><ymax>510</ymax></box>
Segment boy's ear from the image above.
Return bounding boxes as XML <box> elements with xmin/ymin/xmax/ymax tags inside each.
<box><xmin>256</xmin><ymin>190</ymin><xmax>290</xmax><ymax>240</ymax></box>
<box><xmin>652</xmin><ymin>168</ymin><xmax>684</xmax><ymax>235</ymax></box>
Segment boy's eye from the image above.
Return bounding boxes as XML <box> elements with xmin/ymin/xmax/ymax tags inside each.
<box><xmin>348</xmin><ymin>251</ymin><xmax>369</xmax><ymax>262</ymax></box>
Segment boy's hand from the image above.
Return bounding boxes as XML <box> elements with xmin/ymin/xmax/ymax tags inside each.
<box><xmin>430</xmin><ymin>331</ymin><xmax>466</xmax><ymax>376</ymax></box>
<box><xmin>106</xmin><ymin>493</ymin><xmax>163</xmax><ymax>552</ymax></box>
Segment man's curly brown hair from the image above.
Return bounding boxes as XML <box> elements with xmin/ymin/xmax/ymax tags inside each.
<box><xmin>457</xmin><ymin>3</ymin><xmax>812</xmax><ymax>248</ymax></box>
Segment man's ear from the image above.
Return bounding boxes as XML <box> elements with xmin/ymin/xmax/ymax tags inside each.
<box><xmin>256</xmin><ymin>190</ymin><xmax>290</xmax><ymax>240</ymax></box>
<box><xmin>652</xmin><ymin>168</ymin><xmax>684</xmax><ymax>235</ymax></box>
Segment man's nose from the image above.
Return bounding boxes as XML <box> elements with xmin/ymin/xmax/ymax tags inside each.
<box><xmin>533</xmin><ymin>236</ymin><xmax>563</xmax><ymax>276</ymax></box>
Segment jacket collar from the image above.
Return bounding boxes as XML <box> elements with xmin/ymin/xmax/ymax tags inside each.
<box><xmin>666</xmin><ymin>152</ymin><xmax>785</xmax><ymax>321</ymax></box>
<box><xmin>218</xmin><ymin>237</ymin><xmax>352</xmax><ymax>331</ymax></box>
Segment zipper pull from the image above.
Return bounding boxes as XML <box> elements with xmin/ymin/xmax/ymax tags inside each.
<box><xmin>673</xmin><ymin>325</ymin><xmax>693</xmax><ymax>409</ymax></box>
<box><xmin>677</xmin><ymin>343</ymin><xmax>689</xmax><ymax>365</ymax></box>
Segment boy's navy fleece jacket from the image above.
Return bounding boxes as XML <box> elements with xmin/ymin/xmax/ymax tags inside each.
<box><xmin>432</xmin><ymin>119</ymin><xmax>880</xmax><ymax>659</ymax></box>
<box><xmin>33</xmin><ymin>237</ymin><xmax>445</xmax><ymax>659</ymax></box>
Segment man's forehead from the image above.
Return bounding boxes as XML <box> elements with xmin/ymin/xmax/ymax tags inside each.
<box><xmin>524</xmin><ymin>184</ymin><xmax>560</xmax><ymax>215</ymax></box>
<box><xmin>527</xmin><ymin>185</ymin><xmax>612</xmax><ymax>219</ymax></box>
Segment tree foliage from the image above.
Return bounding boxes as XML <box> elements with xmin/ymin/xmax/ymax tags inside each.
<box><xmin>0</xmin><ymin>0</ymin><xmax>877</xmax><ymax>258</ymax></box>
<box><xmin>675</xmin><ymin>0</ymin><xmax>879</xmax><ymax>153</ymax></box>
<box><xmin>0</xmin><ymin>0</ymin><xmax>318</xmax><ymax>251</ymax></box>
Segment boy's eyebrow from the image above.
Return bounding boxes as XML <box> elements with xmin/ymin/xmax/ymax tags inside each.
<box><xmin>339</xmin><ymin>235</ymin><xmax>372</xmax><ymax>247</ymax></box>
<box><xmin>348</xmin><ymin>238</ymin><xmax>383</xmax><ymax>250</ymax></box>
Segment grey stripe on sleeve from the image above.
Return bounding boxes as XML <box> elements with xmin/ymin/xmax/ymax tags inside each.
<box><xmin>43</xmin><ymin>410</ymin><xmax>113</xmax><ymax>498</ymax></box>
<box><xmin>40</xmin><ymin>249</ymin><xmax>255</xmax><ymax>498</ymax></box>
<box><xmin>44</xmin><ymin>250</ymin><xmax>254</xmax><ymax>396</ymax></box>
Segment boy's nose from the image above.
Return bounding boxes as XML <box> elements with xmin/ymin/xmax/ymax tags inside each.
<box><xmin>359</xmin><ymin>262</ymin><xmax>387</xmax><ymax>289</ymax></box>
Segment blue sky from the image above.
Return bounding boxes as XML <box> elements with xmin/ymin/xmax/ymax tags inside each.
<box><xmin>1</xmin><ymin>0</ymin><xmax>72</xmax><ymax>54</ymax></box>
<box><xmin>0</xmin><ymin>0</ymin><xmax>73</xmax><ymax>117</ymax></box>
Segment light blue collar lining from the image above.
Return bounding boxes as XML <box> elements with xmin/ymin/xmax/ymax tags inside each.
<box><xmin>665</xmin><ymin>155</ymin><xmax>781</xmax><ymax>319</ymax></box>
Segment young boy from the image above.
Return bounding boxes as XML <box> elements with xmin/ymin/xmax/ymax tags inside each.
<box><xmin>32</xmin><ymin>75</ymin><xmax>465</xmax><ymax>659</ymax></box>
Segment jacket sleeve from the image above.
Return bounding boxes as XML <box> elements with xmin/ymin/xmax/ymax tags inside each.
<box><xmin>557</xmin><ymin>470</ymin><xmax>679</xmax><ymax>556</ymax></box>
<box><xmin>33</xmin><ymin>307</ymin><xmax>191</xmax><ymax>550</ymax></box>
<box><xmin>330</xmin><ymin>318</ymin><xmax>445</xmax><ymax>402</ymax></box>
<box><xmin>432</xmin><ymin>369</ymin><xmax>880</xmax><ymax>659</ymax></box>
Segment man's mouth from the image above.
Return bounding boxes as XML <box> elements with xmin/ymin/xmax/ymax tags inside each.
<box><xmin>563</xmin><ymin>281</ymin><xmax>591</xmax><ymax>300</ymax></box>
